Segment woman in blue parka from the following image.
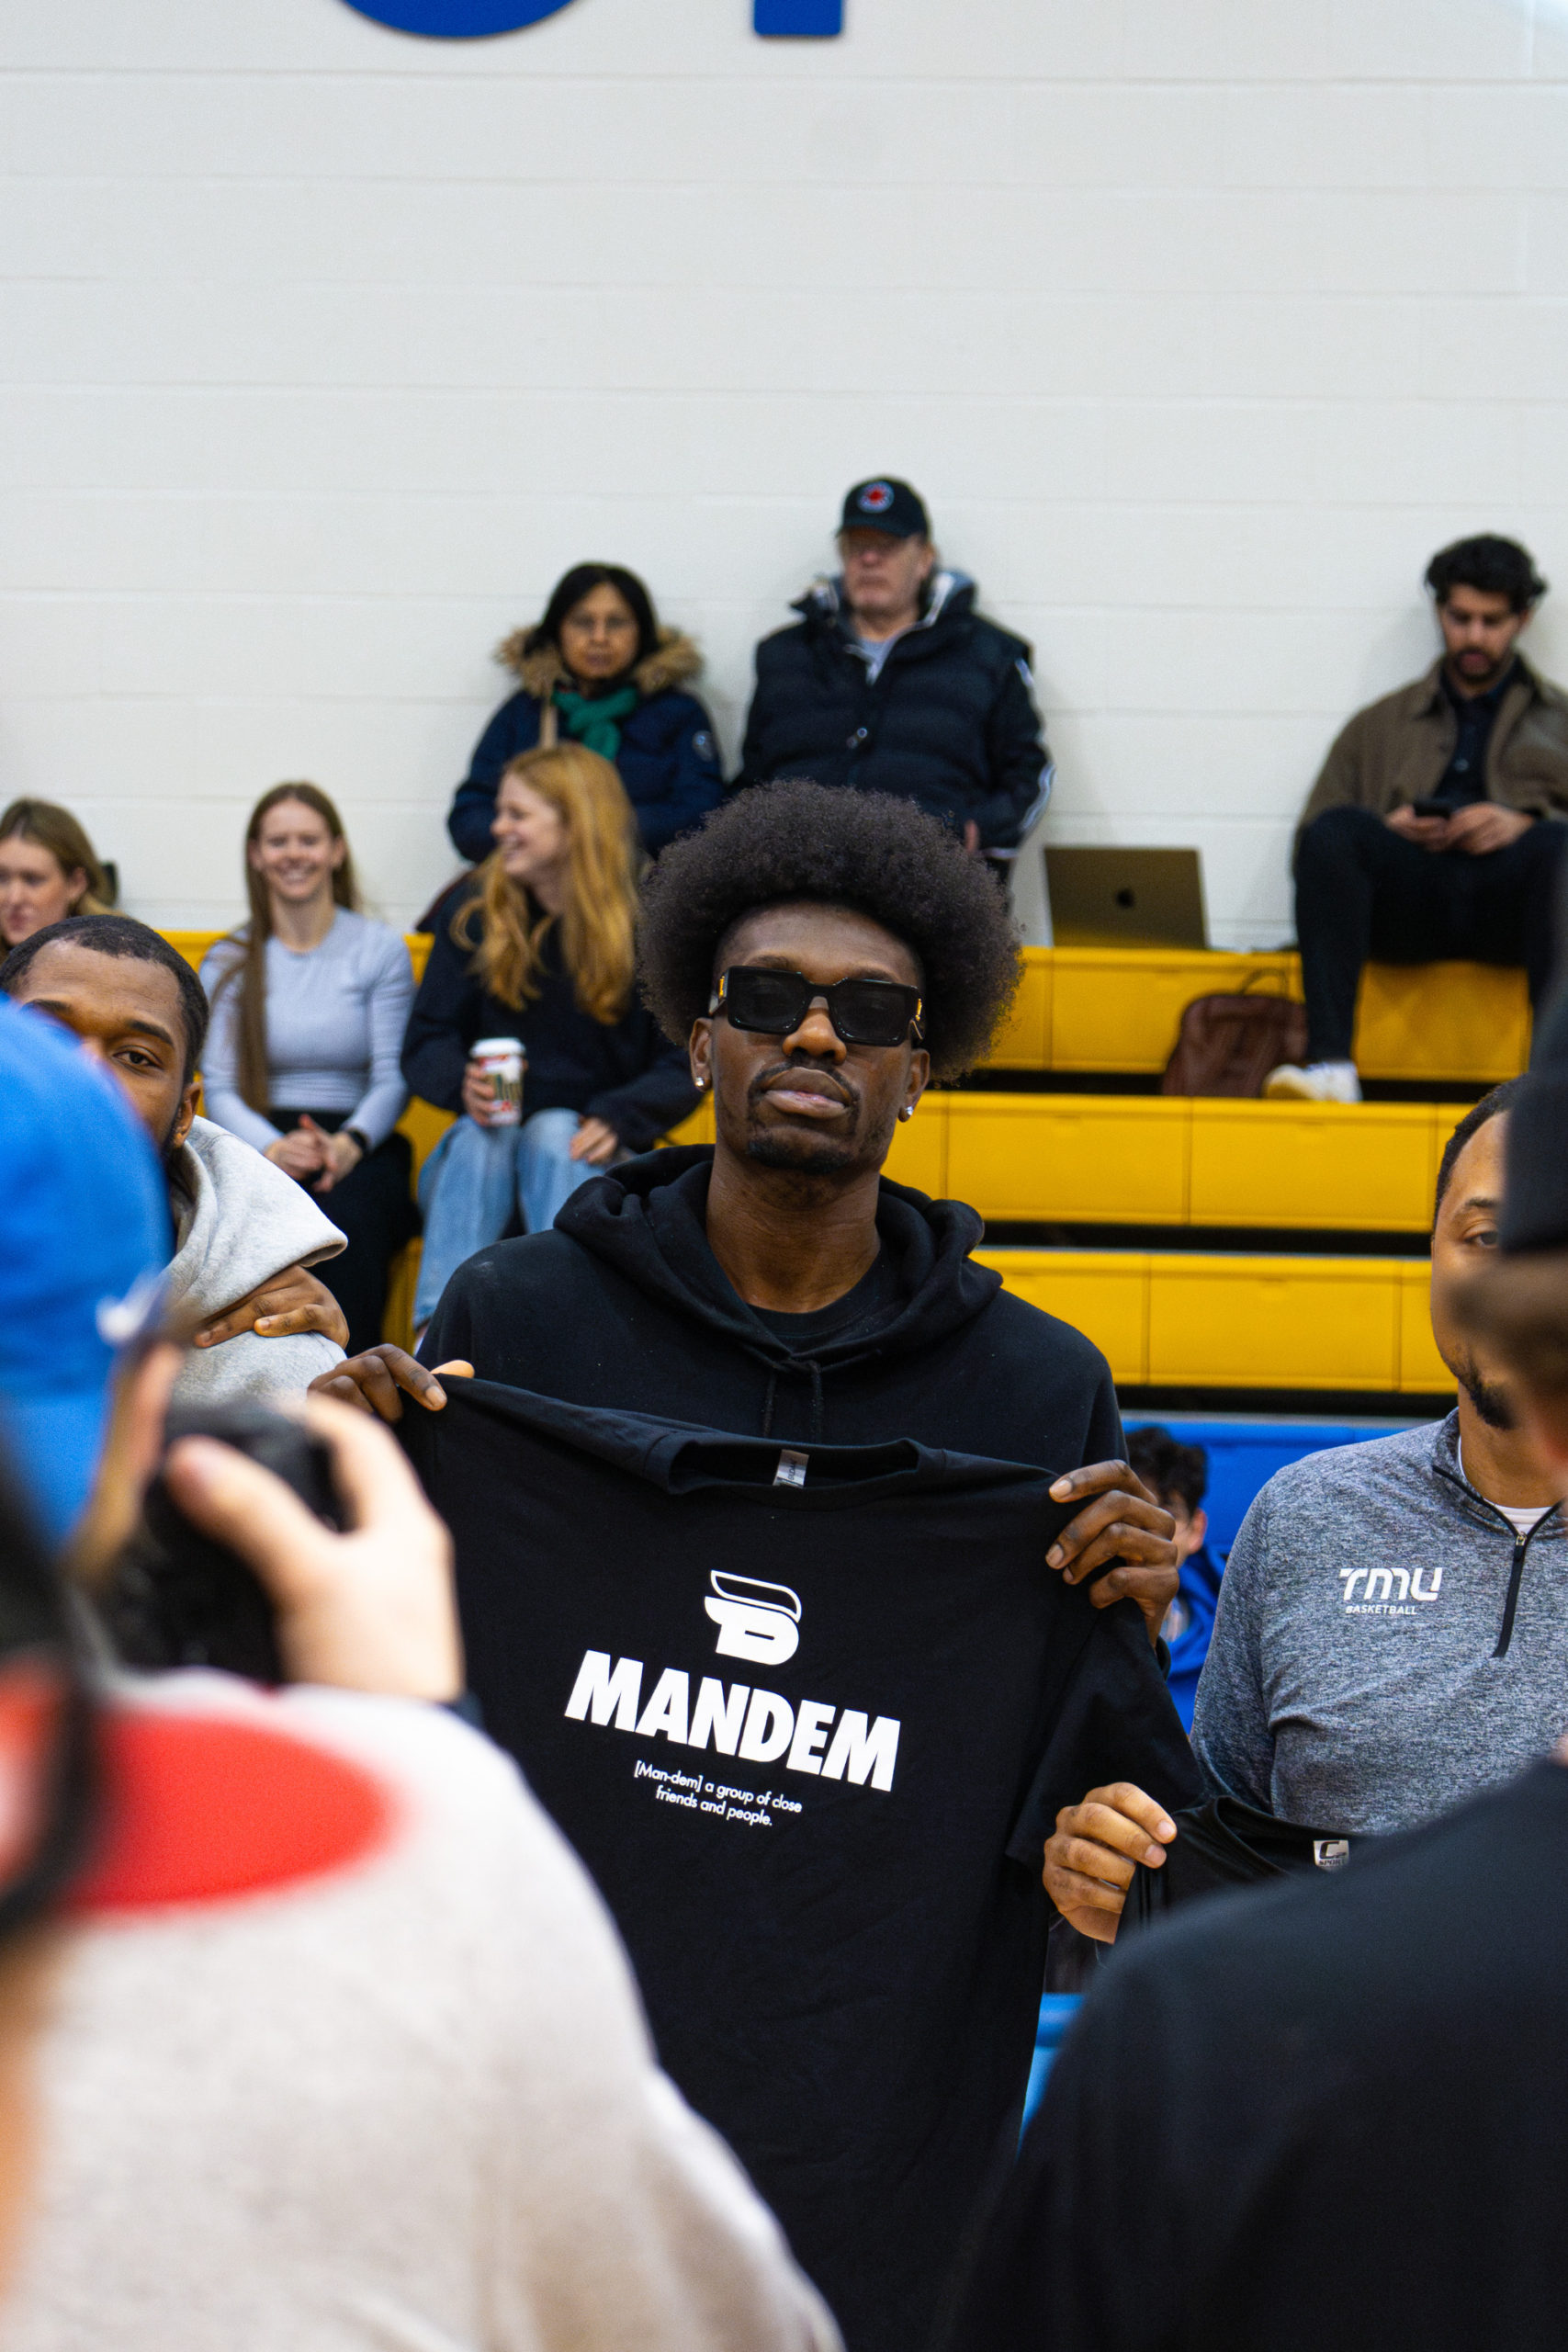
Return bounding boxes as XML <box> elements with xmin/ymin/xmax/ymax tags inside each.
<box><xmin>446</xmin><ymin>564</ymin><xmax>724</xmax><ymax>865</ymax></box>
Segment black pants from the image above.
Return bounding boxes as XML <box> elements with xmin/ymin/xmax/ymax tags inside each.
<box><xmin>271</xmin><ymin>1110</ymin><xmax>420</xmax><ymax>1357</ymax></box>
<box><xmin>1293</xmin><ymin>807</ymin><xmax>1568</xmax><ymax>1063</ymax></box>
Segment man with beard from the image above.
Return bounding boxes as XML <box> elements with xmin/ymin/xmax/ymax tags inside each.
<box><xmin>1043</xmin><ymin>1077</ymin><xmax>1568</xmax><ymax>1943</ymax></box>
<box><xmin>1267</xmin><ymin>535</ymin><xmax>1568</xmax><ymax>1103</ymax></box>
<box><xmin>1</xmin><ymin>915</ymin><xmax>348</xmax><ymax>1404</ymax></box>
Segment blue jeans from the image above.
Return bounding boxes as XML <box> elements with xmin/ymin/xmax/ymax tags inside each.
<box><xmin>413</xmin><ymin>1108</ymin><xmax>594</xmax><ymax>1329</ymax></box>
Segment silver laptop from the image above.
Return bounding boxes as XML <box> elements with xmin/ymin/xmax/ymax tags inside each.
<box><xmin>1043</xmin><ymin>847</ymin><xmax>1208</xmax><ymax>951</ymax></box>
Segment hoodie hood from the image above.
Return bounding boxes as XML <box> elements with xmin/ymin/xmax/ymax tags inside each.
<box><xmin>494</xmin><ymin>626</ymin><xmax>704</xmax><ymax>703</ymax></box>
<box><xmin>165</xmin><ymin>1120</ymin><xmax>346</xmax><ymax>1408</ymax></box>
<box><xmin>167</xmin><ymin>1117</ymin><xmax>344</xmax><ymax>1317</ymax></box>
<box><xmin>555</xmin><ymin>1147</ymin><xmax>1000</xmax><ymax>1423</ymax></box>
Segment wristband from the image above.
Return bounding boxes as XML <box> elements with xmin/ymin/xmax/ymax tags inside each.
<box><xmin>344</xmin><ymin>1126</ymin><xmax>371</xmax><ymax>1159</ymax></box>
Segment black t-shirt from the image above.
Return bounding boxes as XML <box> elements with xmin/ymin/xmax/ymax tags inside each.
<box><xmin>404</xmin><ymin>1381</ymin><xmax>1196</xmax><ymax>2352</ymax></box>
<box><xmin>1122</xmin><ymin>1794</ymin><xmax>1372</xmax><ymax>1936</ymax></box>
<box><xmin>747</xmin><ymin>1250</ymin><xmax>904</xmax><ymax>1351</ymax></box>
<box><xmin>1434</xmin><ymin>662</ymin><xmax>1514</xmax><ymax>808</ymax></box>
<box><xmin>953</xmin><ymin>1758</ymin><xmax>1568</xmax><ymax>2352</ymax></box>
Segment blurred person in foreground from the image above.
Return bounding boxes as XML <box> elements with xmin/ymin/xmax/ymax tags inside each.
<box><xmin>405</xmin><ymin>744</ymin><xmax>696</xmax><ymax>1338</ymax></box>
<box><xmin>1044</xmin><ymin>1079</ymin><xmax>1567</xmax><ymax>1944</ymax></box>
<box><xmin>447</xmin><ymin>562</ymin><xmax>724</xmax><ymax>865</ymax></box>
<box><xmin>1269</xmin><ymin>535</ymin><xmax>1568</xmax><ymax>1103</ymax></box>
<box><xmin>200</xmin><ymin>784</ymin><xmax>416</xmax><ymax>1354</ymax></box>
<box><xmin>0</xmin><ymin>1006</ymin><xmax>837</xmax><ymax>2352</ymax></box>
<box><xmin>952</xmin><ymin>1002</ymin><xmax>1568</xmax><ymax>2352</ymax></box>
<box><xmin>1125</xmin><ymin>1426</ymin><xmax>1221</xmax><ymax>1731</ymax></box>
<box><xmin>0</xmin><ymin>800</ymin><xmax>109</xmax><ymax>949</ymax></box>
<box><xmin>2</xmin><ymin>915</ymin><xmax>350</xmax><ymax>1403</ymax></box>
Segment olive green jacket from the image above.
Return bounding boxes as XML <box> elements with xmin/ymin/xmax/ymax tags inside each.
<box><xmin>1298</xmin><ymin>657</ymin><xmax>1568</xmax><ymax>857</ymax></box>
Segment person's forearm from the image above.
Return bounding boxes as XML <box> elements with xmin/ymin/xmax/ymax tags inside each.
<box><xmin>344</xmin><ymin>1078</ymin><xmax>409</xmax><ymax>1153</ymax></box>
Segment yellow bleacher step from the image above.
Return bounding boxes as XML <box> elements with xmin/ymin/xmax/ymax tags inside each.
<box><xmin>984</xmin><ymin>947</ymin><xmax>1528</xmax><ymax>1084</ymax></box>
<box><xmin>810</xmin><ymin>1092</ymin><xmax>1461</xmax><ymax>1234</ymax></box>
<box><xmin>977</xmin><ymin>1249</ymin><xmax>1449</xmax><ymax>1395</ymax></box>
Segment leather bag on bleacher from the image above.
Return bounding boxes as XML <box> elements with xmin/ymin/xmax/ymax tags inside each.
<box><xmin>1161</xmin><ymin>985</ymin><xmax>1308</xmax><ymax>1098</ymax></box>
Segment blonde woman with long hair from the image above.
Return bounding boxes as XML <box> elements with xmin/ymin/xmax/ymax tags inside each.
<box><xmin>200</xmin><ymin>783</ymin><xmax>415</xmax><ymax>1352</ymax></box>
<box><xmin>403</xmin><ymin>743</ymin><xmax>696</xmax><ymax>1335</ymax></box>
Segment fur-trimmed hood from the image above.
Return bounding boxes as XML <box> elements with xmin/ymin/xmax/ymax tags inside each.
<box><xmin>494</xmin><ymin>626</ymin><xmax>704</xmax><ymax>703</ymax></box>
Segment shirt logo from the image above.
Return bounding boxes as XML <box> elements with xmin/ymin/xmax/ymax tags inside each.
<box><xmin>705</xmin><ymin>1573</ymin><xmax>802</xmax><ymax>1666</ymax></box>
<box><xmin>1339</xmin><ymin>1566</ymin><xmax>1443</xmax><ymax>1612</ymax></box>
<box><xmin>857</xmin><ymin>481</ymin><xmax>895</xmax><ymax>514</ymax></box>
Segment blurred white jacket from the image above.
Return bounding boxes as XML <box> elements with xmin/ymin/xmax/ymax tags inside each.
<box><xmin>1</xmin><ymin>1675</ymin><xmax>838</xmax><ymax>2352</ymax></box>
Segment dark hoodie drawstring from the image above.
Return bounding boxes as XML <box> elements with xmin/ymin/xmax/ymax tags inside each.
<box><xmin>758</xmin><ymin>1359</ymin><xmax>824</xmax><ymax>1442</ymax></box>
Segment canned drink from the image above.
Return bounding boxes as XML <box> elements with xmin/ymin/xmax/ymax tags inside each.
<box><xmin>471</xmin><ymin>1036</ymin><xmax>525</xmax><ymax>1126</ymax></box>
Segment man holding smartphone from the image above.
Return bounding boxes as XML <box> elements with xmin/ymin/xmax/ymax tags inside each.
<box><xmin>1267</xmin><ymin>534</ymin><xmax>1568</xmax><ymax>1103</ymax></box>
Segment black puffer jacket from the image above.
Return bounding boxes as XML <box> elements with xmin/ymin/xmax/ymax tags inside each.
<box><xmin>737</xmin><ymin>571</ymin><xmax>1052</xmax><ymax>850</ymax></box>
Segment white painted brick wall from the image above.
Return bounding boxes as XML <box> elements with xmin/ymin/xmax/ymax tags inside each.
<box><xmin>2</xmin><ymin>0</ymin><xmax>1567</xmax><ymax>943</ymax></box>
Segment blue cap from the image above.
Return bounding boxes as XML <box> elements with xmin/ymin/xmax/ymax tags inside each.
<box><xmin>0</xmin><ymin>999</ymin><xmax>169</xmax><ymax>1544</ymax></box>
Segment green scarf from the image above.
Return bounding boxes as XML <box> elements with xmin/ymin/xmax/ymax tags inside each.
<box><xmin>552</xmin><ymin>684</ymin><xmax>639</xmax><ymax>763</ymax></box>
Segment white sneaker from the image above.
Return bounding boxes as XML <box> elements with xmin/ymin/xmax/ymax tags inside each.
<box><xmin>1263</xmin><ymin>1060</ymin><xmax>1362</xmax><ymax>1104</ymax></box>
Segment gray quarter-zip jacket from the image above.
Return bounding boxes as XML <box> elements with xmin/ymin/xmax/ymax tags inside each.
<box><xmin>1192</xmin><ymin>1413</ymin><xmax>1568</xmax><ymax>1835</ymax></box>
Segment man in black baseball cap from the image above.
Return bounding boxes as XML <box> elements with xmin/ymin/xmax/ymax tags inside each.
<box><xmin>838</xmin><ymin>476</ymin><xmax>930</xmax><ymax>540</ymax></box>
<box><xmin>738</xmin><ymin>477</ymin><xmax>1051</xmax><ymax>859</ymax></box>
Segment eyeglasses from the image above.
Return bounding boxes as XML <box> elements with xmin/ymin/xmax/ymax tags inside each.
<box><xmin>711</xmin><ymin>967</ymin><xmax>924</xmax><ymax>1049</ymax></box>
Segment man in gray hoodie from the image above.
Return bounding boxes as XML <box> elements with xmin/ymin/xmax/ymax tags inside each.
<box><xmin>1043</xmin><ymin>1076</ymin><xmax>1568</xmax><ymax>1930</ymax></box>
<box><xmin>1</xmin><ymin>917</ymin><xmax>349</xmax><ymax>1402</ymax></box>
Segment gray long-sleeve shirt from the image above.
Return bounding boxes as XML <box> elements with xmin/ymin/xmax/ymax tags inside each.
<box><xmin>200</xmin><ymin>910</ymin><xmax>412</xmax><ymax>1153</ymax></box>
<box><xmin>1192</xmin><ymin>1412</ymin><xmax>1568</xmax><ymax>1836</ymax></box>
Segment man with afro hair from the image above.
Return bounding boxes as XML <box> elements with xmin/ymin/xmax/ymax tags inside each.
<box><xmin>325</xmin><ymin>782</ymin><xmax>1177</xmax><ymax>1630</ymax></box>
<box><xmin>316</xmin><ymin>784</ymin><xmax>1189</xmax><ymax>2352</ymax></box>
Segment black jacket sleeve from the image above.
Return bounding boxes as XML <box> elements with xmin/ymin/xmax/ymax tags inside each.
<box><xmin>447</xmin><ymin>693</ymin><xmax>542</xmax><ymax>864</ymax></box>
<box><xmin>975</xmin><ymin>653</ymin><xmax>1051</xmax><ymax>851</ymax></box>
<box><xmin>736</xmin><ymin>631</ymin><xmax>813</xmax><ymax>791</ymax></box>
<box><xmin>736</xmin><ymin>650</ymin><xmax>776</xmax><ymax>792</ymax></box>
<box><xmin>400</xmin><ymin>919</ymin><xmax>481</xmax><ymax>1113</ymax></box>
<box><xmin>639</xmin><ymin>698</ymin><xmax>725</xmax><ymax>854</ymax></box>
<box><xmin>586</xmin><ymin>1025</ymin><xmax>701</xmax><ymax>1153</ymax></box>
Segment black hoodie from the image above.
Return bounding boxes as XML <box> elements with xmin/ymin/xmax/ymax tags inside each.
<box><xmin>410</xmin><ymin>1159</ymin><xmax>1192</xmax><ymax>2352</ymax></box>
<box><xmin>420</xmin><ymin>1146</ymin><xmax>1124</xmax><ymax>1471</ymax></box>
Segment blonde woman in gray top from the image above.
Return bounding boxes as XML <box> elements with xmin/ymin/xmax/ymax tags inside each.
<box><xmin>202</xmin><ymin>785</ymin><xmax>416</xmax><ymax>1354</ymax></box>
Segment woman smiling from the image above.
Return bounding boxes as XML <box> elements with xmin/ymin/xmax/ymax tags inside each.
<box><xmin>199</xmin><ymin>785</ymin><xmax>415</xmax><ymax>1353</ymax></box>
<box><xmin>406</xmin><ymin>743</ymin><xmax>696</xmax><ymax>1339</ymax></box>
<box><xmin>0</xmin><ymin>800</ymin><xmax>109</xmax><ymax>947</ymax></box>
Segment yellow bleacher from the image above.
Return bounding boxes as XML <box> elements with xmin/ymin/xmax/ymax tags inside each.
<box><xmin>163</xmin><ymin>932</ymin><xmax>1498</xmax><ymax>1396</ymax></box>
<box><xmin>987</xmin><ymin>947</ymin><xmax>1529</xmax><ymax>1084</ymax></box>
<box><xmin>976</xmin><ymin>1249</ymin><xmax>1447</xmax><ymax>1396</ymax></box>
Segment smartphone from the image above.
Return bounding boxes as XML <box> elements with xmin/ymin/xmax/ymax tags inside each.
<box><xmin>1409</xmin><ymin>797</ymin><xmax>1450</xmax><ymax>820</ymax></box>
<box><xmin>101</xmin><ymin>1401</ymin><xmax>343</xmax><ymax>1684</ymax></box>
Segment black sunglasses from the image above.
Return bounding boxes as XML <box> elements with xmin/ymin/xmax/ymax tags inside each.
<box><xmin>711</xmin><ymin>967</ymin><xmax>924</xmax><ymax>1049</ymax></box>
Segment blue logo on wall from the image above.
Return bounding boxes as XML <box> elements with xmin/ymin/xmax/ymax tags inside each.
<box><xmin>343</xmin><ymin>0</ymin><xmax>573</xmax><ymax>29</ymax></box>
<box><xmin>343</xmin><ymin>0</ymin><xmax>841</xmax><ymax>34</ymax></box>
